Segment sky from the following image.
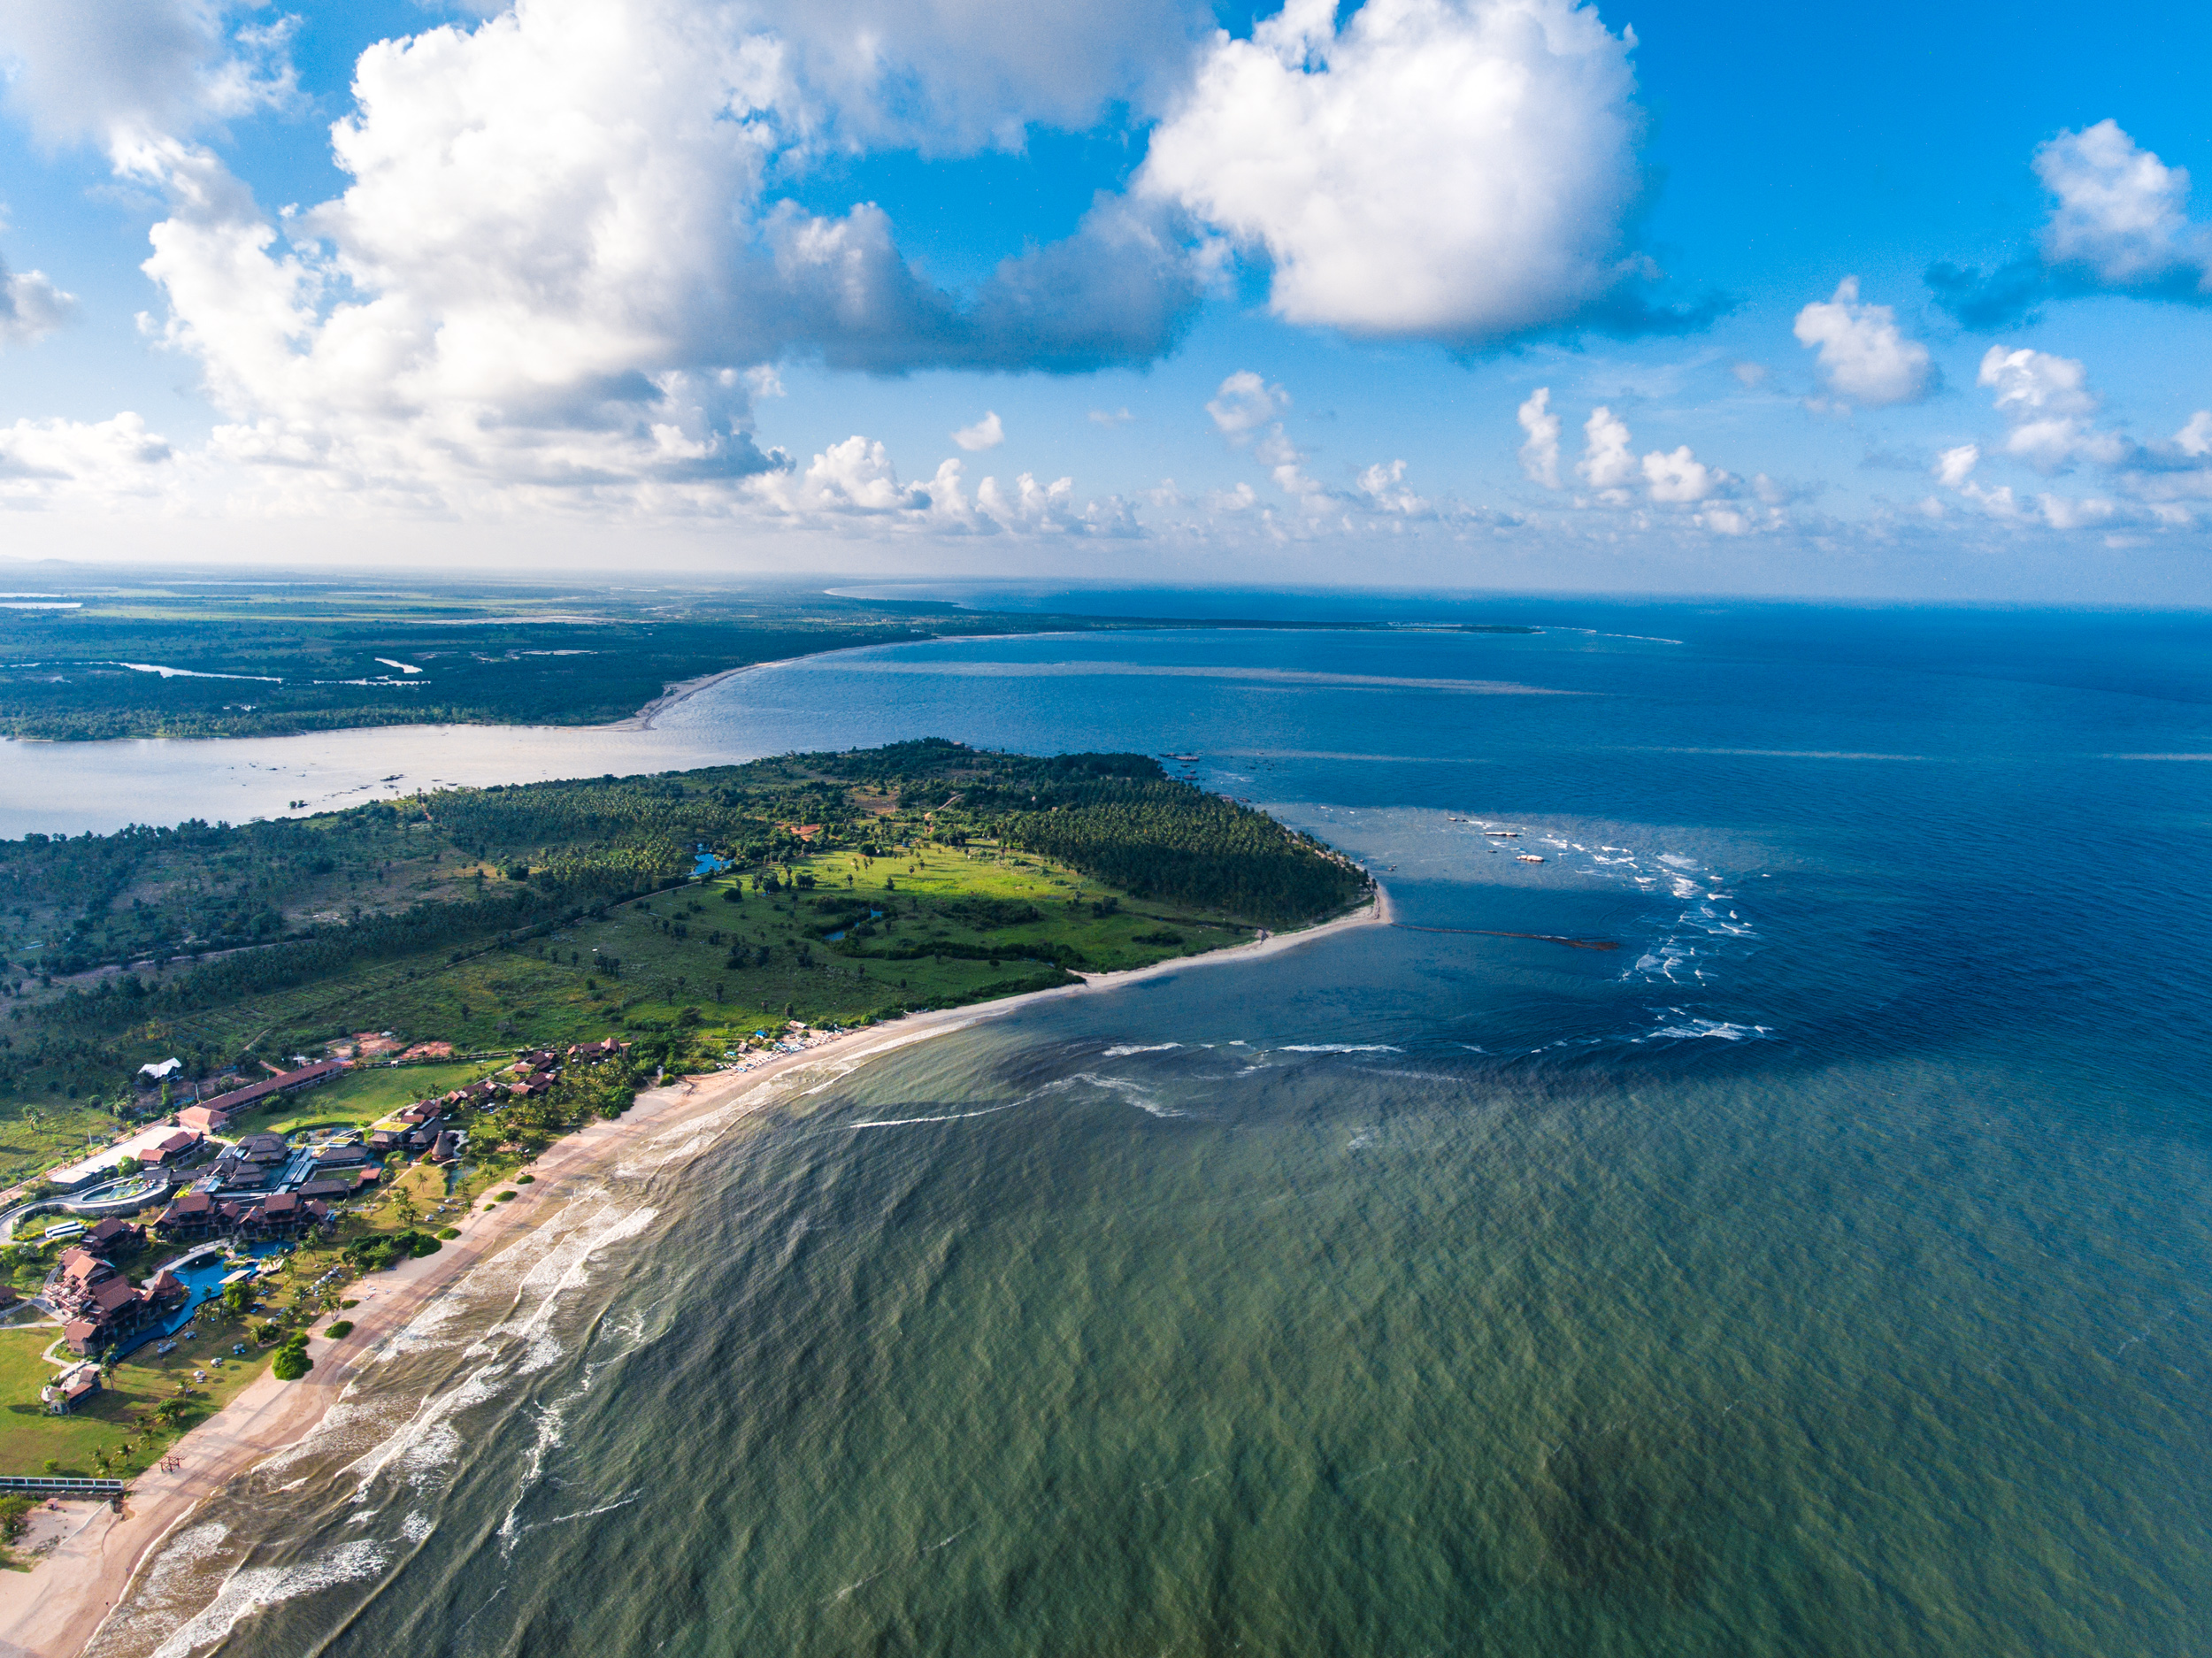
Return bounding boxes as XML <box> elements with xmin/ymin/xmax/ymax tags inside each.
<box><xmin>0</xmin><ymin>0</ymin><xmax>2209</xmax><ymax>600</ymax></box>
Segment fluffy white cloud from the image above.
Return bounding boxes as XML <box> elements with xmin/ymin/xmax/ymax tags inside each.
<box><xmin>0</xmin><ymin>412</ymin><xmax>174</xmax><ymax>502</ymax></box>
<box><xmin>1978</xmin><ymin>346</ymin><xmax>2094</xmax><ymax>419</ymax></box>
<box><xmin>2036</xmin><ymin>492</ymin><xmax>2116</xmax><ymax>531</ymax></box>
<box><xmin>1933</xmin><ymin>444</ymin><xmax>1980</xmax><ymax>489</ymax></box>
<box><xmin>1933</xmin><ymin>121</ymin><xmax>2212</xmax><ymax>326</ymax></box>
<box><xmin>34</xmin><ymin>0</ymin><xmax>1197</xmax><ymax>518</ymax></box>
<box><xmin>2035</xmin><ymin>120</ymin><xmax>2212</xmax><ymax>296</ymax></box>
<box><xmin>1516</xmin><ymin>388</ymin><xmax>1561</xmax><ymax>487</ymax></box>
<box><xmin>1791</xmin><ymin>276</ymin><xmax>1932</xmax><ymax>405</ymax></box>
<box><xmin>1977</xmin><ymin>346</ymin><xmax>2122</xmax><ymax>472</ymax></box>
<box><xmin>1206</xmin><ymin>370</ymin><xmax>1287</xmax><ymax>441</ymax></box>
<box><xmin>952</xmin><ymin>411</ymin><xmax>1004</xmax><ymax>451</ymax></box>
<box><xmin>0</xmin><ymin>0</ymin><xmax>297</xmax><ymax>146</ymax></box>
<box><xmin>1576</xmin><ymin>405</ymin><xmax>1635</xmax><ymax>492</ymax></box>
<box><xmin>741</xmin><ymin>435</ymin><xmax>1135</xmax><ymax>537</ymax></box>
<box><xmin>1356</xmin><ymin>458</ymin><xmax>1431</xmax><ymax>516</ymax></box>
<box><xmin>738</xmin><ymin>0</ymin><xmax>1210</xmax><ymax>154</ymax></box>
<box><xmin>0</xmin><ymin>256</ymin><xmax>74</xmax><ymax>347</ymax></box>
<box><xmin>1926</xmin><ymin>355</ymin><xmax>2212</xmax><ymax>531</ymax></box>
<box><xmin>1640</xmin><ymin>444</ymin><xmax>1716</xmax><ymax>503</ymax></box>
<box><xmin>1140</xmin><ymin>0</ymin><xmax>1645</xmax><ymax>342</ymax></box>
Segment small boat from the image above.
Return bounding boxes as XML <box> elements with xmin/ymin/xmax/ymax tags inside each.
<box><xmin>1484</xmin><ymin>830</ymin><xmax>1521</xmax><ymax>838</ymax></box>
<box><xmin>1517</xmin><ymin>854</ymin><xmax>1545</xmax><ymax>864</ymax></box>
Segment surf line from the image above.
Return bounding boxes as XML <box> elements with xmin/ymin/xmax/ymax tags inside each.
<box><xmin>1391</xmin><ymin>923</ymin><xmax>1620</xmax><ymax>952</ymax></box>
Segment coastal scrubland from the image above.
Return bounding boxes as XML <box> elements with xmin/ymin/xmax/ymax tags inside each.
<box><xmin>0</xmin><ymin>741</ymin><xmax>1370</xmax><ymax>1190</ymax></box>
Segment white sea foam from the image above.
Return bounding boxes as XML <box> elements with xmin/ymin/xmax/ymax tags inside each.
<box><xmin>1071</xmin><ymin>1073</ymin><xmax>1185</xmax><ymax>1117</ymax></box>
<box><xmin>847</xmin><ymin>1103</ymin><xmax>1018</xmax><ymax>1128</ymax></box>
<box><xmin>1102</xmin><ymin>1042</ymin><xmax>1183</xmax><ymax>1056</ymax></box>
<box><xmin>1279</xmin><ymin>1043</ymin><xmax>1402</xmax><ymax>1053</ymax></box>
<box><xmin>145</xmin><ymin>1539</ymin><xmax>389</xmax><ymax>1658</ymax></box>
<box><xmin>337</xmin><ymin>1200</ymin><xmax>659</xmax><ymax>1499</ymax></box>
<box><xmin>1640</xmin><ymin>1017</ymin><xmax>1773</xmax><ymax>1042</ymax></box>
<box><xmin>89</xmin><ymin>1520</ymin><xmax>234</xmax><ymax>1655</ymax></box>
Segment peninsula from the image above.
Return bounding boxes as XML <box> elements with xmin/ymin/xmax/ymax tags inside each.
<box><xmin>0</xmin><ymin>740</ymin><xmax>1377</xmax><ymax>1651</ymax></box>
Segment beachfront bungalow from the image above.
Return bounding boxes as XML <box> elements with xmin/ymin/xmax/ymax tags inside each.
<box><xmin>430</xmin><ymin>1129</ymin><xmax>464</xmax><ymax>1164</ymax></box>
<box><xmin>311</xmin><ymin>1144</ymin><xmax>372</xmax><ymax>1171</ymax></box>
<box><xmin>294</xmin><ymin>1177</ymin><xmax>352</xmax><ymax>1201</ymax></box>
<box><xmin>42</xmin><ymin>1361</ymin><xmax>103</xmax><ymax>1414</ymax></box>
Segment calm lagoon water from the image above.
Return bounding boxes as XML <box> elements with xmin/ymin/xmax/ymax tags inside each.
<box><xmin>70</xmin><ymin>606</ymin><xmax>2212</xmax><ymax>1656</ymax></box>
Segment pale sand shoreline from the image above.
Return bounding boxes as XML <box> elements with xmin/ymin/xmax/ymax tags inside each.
<box><xmin>0</xmin><ymin>883</ymin><xmax>1389</xmax><ymax>1658</ymax></box>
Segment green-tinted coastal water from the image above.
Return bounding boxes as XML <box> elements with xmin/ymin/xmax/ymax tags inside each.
<box><xmin>88</xmin><ymin>610</ymin><xmax>2212</xmax><ymax>1655</ymax></box>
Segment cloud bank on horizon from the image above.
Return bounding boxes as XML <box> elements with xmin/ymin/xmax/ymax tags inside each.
<box><xmin>0</xmin><ymin>0</ymin><xmax>2207</xmax><ymax>595</ymax></box>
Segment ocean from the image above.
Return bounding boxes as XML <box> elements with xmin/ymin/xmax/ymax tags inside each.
<box><xmin>82</xmin><ymin>602</ymin><xmax>2212</xmax><ymax>1655</ymax></box>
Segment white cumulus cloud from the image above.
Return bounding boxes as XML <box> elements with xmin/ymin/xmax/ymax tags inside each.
<box><xmin>1791</xmin><ymin>276</ymin><xmax>1932</xmax><ymax>405</ymax></box>
<box><xmin>1977</xmin><ymin>346</ymin><xmax>2123</xmax><ymax>472</ymax></box>
<box><xmin>2</xmin><ymin>0</ymin><xmax>1199</xmax><ymax>519</ymax></box>
<box><xmin>1516</xmin><ymin>388</ymin><xmax>1561</xmax><ymax>487</ymax></box>
<box><xmin>2035</xmin><ymin>119</ymin><xmax>2212</xmax><ymax>296</ymax></box>
<box><xmin>0</xmin><ymin>412</ymin><xmax>174</xmax><ymax>503</ymax></box>
<box><xmin>0</xmin><ymin>0</ymin><xmax>299</xmax><ymax>146</ymax></box>
<box><xmin>1139</xmin><ymin>0</ymin><xmax>1646</xmax><ymax>343</ymax></box>
<box><xmin>1933</xmin><ymin>444</ymin><xmax>1979</xmax><ymax>488</ymax></box>
<box><xmin>1576</xmin><ymin>405</ymin><xmax>1636</xmax><ymax>492</ymax></box>
<box><xmin>952</xmin><ymin>411</ymin><xmax>1004</xmax><ymax>451</ymax></box>
<box><xmin>1640</xmin><ymin>444</ymin><xmax>1716</xmax><ymax>503</ymax></box>
<box><xmin>1206</xmin><ymin>370</ymin><xmax>1287</xmax><ymax>441</ymax></box>
<box><xmin>0</xmin><ymin>256</ymin><xmax>74</xmax><ymax>347</ymax></box>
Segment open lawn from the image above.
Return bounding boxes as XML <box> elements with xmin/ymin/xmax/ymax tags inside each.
<box><xmin>0</xmin><ymin>1316</ymin><xmax>271</xmax><ymax>1481</ymax></box>
<box><xmin>241</xmin><ymin>1059</ymin><xmax>508</xmax><ymax>1135</ymax></box>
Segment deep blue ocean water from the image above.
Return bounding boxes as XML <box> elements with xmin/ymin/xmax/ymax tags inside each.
<box><xmin>88</xmin><ymin>603</ymin><xmax>2212</xmax><ymax>1656</ymax></box>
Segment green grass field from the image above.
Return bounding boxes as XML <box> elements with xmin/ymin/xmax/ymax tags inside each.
<box><xmin>59</xmin><ymin>838</ymin><xmax>1261</xmax><ymax>1115</ymax></box>
<box><xmin>241</xmin><ymin>1060</ymin><xmax>508</xmax><ymax>1135</ymax></box>
<box><xmin>0</xmin><ymin>1317</ymin><xmax>272</xmax><ymax>1480</ymax></box>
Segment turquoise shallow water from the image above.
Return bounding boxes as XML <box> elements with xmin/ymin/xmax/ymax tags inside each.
<box><xmin>88</xmin><ymin>606</ymin><xmax>2212</xmax><ymax>1656</ymax></box>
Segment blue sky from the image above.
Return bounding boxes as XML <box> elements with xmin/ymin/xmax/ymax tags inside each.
<box><xmin>1</xmin><ymin>0</ymin><xmax>2209</xmax><ymax>598</ymax></box>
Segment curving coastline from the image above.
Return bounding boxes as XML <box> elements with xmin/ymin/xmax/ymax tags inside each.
<box><xmin>0</xmin><ymin>883</ymin><xmax>1389</xmax><ymax>1658</ymax></box>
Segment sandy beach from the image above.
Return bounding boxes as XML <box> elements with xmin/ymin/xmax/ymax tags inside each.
<box><xmin>0</xmin><ymin>884</ymin><xmax>1386</xmax><ymax>1658</ymax></box>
